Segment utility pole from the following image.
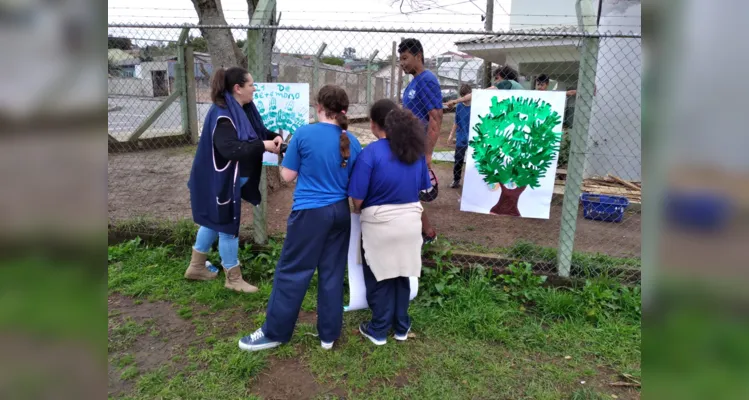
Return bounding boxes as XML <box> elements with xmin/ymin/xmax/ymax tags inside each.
<box><xmin>482</xmin><ymin>0</ymin><xmax>494</xmax><ymax>87</ymax></box>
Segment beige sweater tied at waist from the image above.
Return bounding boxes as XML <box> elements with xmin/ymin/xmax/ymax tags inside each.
<box><xmin>360</xmin><ymin>202</ymin><xmax>424</xmax><ymax>282</ymax></box>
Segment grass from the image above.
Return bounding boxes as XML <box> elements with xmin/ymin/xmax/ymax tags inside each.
<box><xmin>108</xmin><ymin>238</ymin><xmax>640</xmax><ymax>399</ymax></box>
<box><xmin>434</xmin><ymin>239</ymin><xmax>641</xmax><ymax>275</ymax></box>
<box><xmin>110</xmin><ymin>216</ymin><xmax>641</xmax><ymax>280</ymax></box>
<box><xmin>120</xmin><ymin>366</ymin><xmax>140</xmax><ymax>381</ymax></box>
<box><xmin>109</xmin><ymin>217</ymin><xmax>200</xmax><ymax>247</ymax></box>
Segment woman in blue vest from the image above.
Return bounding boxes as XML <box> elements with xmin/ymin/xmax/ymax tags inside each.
<box><xmin>238</xmin><ymin>85</ymin><xmax>362</xmax><ymax>352</ymax></box>
<box><xmin>185</xmin><ymin>66</ymin><xmax>282</xmax><ymax>293</ymax></box>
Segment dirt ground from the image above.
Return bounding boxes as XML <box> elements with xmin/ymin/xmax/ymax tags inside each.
<box><xmin>108</xmin><ymin>294</ymin><xmax>198</xmax><ymax>397</ymax></box>
<box><xmin>108</xmin><ymin>112</ymin><xmax>640</xmax><ymax>258</ymax></box>
<box><xmin>250</xmin><ymin>357</ymin><xmax>346</xmax><ymax>400</ymax></box>
<box><xmin>107</xmin><ymin>294</ymin><xmax>338</xmax><ymax>399</ymax></box>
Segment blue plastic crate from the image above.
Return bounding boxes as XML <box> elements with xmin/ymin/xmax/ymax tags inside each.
<box><xmin>580</xmin><ymin>193</ymin><xmax>629</xmax><ymax>223</ymax></box>
<box><xmin>664</xmin><ymin>191</ymin><xmax>732</xmax><ymax>231</ymax></box>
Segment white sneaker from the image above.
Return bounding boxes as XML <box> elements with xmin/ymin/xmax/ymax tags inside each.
<box><xmin>394</xmin><ymin>326</ymin><xmax>411</xmax><ymax>342</ymax></box>
<box><xmin>321</xmin><ymin>341</ymin><xmax>334</xmax><ymax>350</ymax></box>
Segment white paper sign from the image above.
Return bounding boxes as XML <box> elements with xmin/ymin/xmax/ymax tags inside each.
<box><xmin>344</xmin><ymin>213</ymin><xmax>419</xmax><ymax>311</ymax></box>
<box><xmin>253</xmin><ymin>83</ymin><xmax>310</xmax><ymax>166</ymax></box>
<box><xmin>460</xmin><ymin>89</ymin><xmax>566</xmax><ymax>219</ymax></box>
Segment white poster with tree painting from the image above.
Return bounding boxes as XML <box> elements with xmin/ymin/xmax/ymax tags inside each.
<box><xmin>253</xmin><ymin>83</ymin><xmax>310</xmax><ymax>166</ymax></box>
<box><xmin>460</xmin><ymin>90</ymin><xmax>566</xmax><ymax>219</ymax></box>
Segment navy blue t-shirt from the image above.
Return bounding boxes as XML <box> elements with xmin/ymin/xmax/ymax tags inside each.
<box><xmin>454</xmin><ymin>102</ymin><xmax>471</xmax><ymax>148</ymax></box>
<box><xmin>282</xmin><ymin>122</ymin><xmax>362</xmax><ymax>211</ymax></box>
<box><xmin>348</xmin><ymin>139</ymin><xmax>432</xmax><ymax>209</ymax></box>
<box><xmin>402</xmin><ymin>70</ymin><xmax>443</xmax><ymax>127</ymax></box>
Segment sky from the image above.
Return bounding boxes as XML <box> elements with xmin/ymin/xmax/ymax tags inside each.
<box><xmin>107</xmin><ymin>0</ymin><xmax>640</xmax><ymax>60</ymax></box>
<box><xmin>107</xmin><ymin>0</ymin><xmax>514</xmax><ymax>59</ymax></box>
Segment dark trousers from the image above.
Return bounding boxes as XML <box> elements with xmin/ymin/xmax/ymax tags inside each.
<box><xmin>361</xmin><ymin>239</ymin><xmax>412</xmax><ymax>339</ymax></box>
<box><xmin>453</xmin><ymin>145</ymin><xmax>467</xmax><ymax>182</ymax></box>
<box><xmin>263</xmin><ymin>199</ymin><xmax>351</xmax><ymax>343</ymax></box>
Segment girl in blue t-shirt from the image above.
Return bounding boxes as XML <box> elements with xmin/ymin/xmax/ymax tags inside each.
<box><xmin>238</xmin><ymin>85</ymin><xmax>362</xmax><ymax>353</ymax></box>
<box><xmin>448</xmin><ymin>84</ymin><xmax>472</xmax><ymax>188</ymax></box>
<box><xmin>349</xmin><ymin>99</ymin><xmax>432</xmax><ymax>346</ymax></box>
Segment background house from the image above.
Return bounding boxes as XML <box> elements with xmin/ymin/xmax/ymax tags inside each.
<box><xmin>453</xmin><ymin>0</ymin><xmax>641</xmax><ymax>180</ymax></box>
<box><xmin>585</xmin><ymin>0</ymin><xmax>642</xmax><ymax>181</ymax></box>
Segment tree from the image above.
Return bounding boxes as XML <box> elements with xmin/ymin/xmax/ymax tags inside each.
<box><xmin>470</xmin><ymin>96</ymin><xmax>562</xmax><ymax>216</ymax></box>
<box><xmin>107</xmin><ymin>58</ymin><xmax>122</xmax><ymax>77</ymax></box>
<box><xmin>321</xmin><ymin>56</ymin><xmax>345</xmax><ymax>66</ymax></box>
<box><xmin>342</xmin><ymin>47</ymin><xmax>356</xmax><ymax>60</ymax></box>
<box><xmin>188</xmin><ymin>36</ymin><xmax>210</xmax><ymax>53</ymax></box>
<box><xmin>108</xmin><ymin>36</ymin><xmax>133</xmax><ymax>50</ymax></box>
<box><xmin>191</xmin><ymin>0</ymin><xmax>284</xmax><ymax>193</ymax></box>
<box><xmin>247</xmin><ymin>0</ymin><xmax>279</xmax><ymax>83</ymax></box>
<box><xmin>190</xmin><ymin>0</ymin><xmax>245</xmax><ymax>69</ymax></box>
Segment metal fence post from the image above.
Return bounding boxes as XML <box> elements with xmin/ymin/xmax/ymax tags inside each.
<box><xmin>177</xmin><ymin>28</ymin><xmax>190</xmax><ymax>139</ymax></box>
<box><xmin>184</xmin><ymin>45</ymin><xmax>199</xmax><ymax>144</ymax></box>
<box><xmin>397</xmin><ymin>37</ymin><xmax>404</xmax><ymax>104</ymax></box>
<box><xmin>390</xmin><ymin>41</ymin><xmax>397</xmax><ymax>100</ymax></box>
<box><xmin>366</xmin><ymin>50</ymin><xmax>379</xmax><ymax>107</ymax></box>
<box><xmin>457</xmin><ymin>60</ymin><xmax>468</xmax><ymax>88</ymax></box>
<box><xmin>247</xmin><ymin>0</ymin><xmax>275</xmax><ymax>245</ymax></box>
<box><xmin>557</xmin><ymin>0</ymin><xmax>600</xmax><ymax>277</ymax></box>
<box><xmin>312</xmin><ymin>43</ymin><xmax>327</xmax><ymax>122</ymax></box>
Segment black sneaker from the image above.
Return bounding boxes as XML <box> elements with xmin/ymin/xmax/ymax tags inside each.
<box><xmin>422</xmin><ymin>232</ymin><xmax>436</xmax><ymax>245</ymax></box>
<box><xmin>419</xmin><ymin>169</ymin><xmax>439</xmax><ymax>202</ymax></box>
<box><xmin>450</xmin><ymin>180</ymin><xmax>461</xmax><ymax>189</ymax></box>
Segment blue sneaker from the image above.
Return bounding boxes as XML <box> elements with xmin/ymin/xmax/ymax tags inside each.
<box><xmin>359</xmin><ymin>322</ymin><xmax>387</xmax><ymax>346</ymax></box>
<box><xmin>238</xmin><ymin>329</ymin><xmax>281</xmax><ymax>352</ymax></box>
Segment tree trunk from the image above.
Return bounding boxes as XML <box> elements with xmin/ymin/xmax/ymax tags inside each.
<box><xmin>490</xmin><ymin>183</ymin><xmax>527</xmax><ymax>216</ymax></box>
<box><xmin>248</xmin><ymin>0</ymin><xmax>284</xmax><ymax>193</ymax></box>
<box><xmin>191</xmin><ymin>0</ymin><xmax>246</xmax><ymax>69</ymax></box>
<box><xmin>266</xmin><ymin>166</ymin><xmax>284</xmax><ymax>192</ymax></box>
<box><xmin>247</xmin><ymin>0</ymin><xmax>277</xmax><ymax>82</ymax></box>
<box><xmin>265</xmin><ymin>129</ymin><xmax>286</xmax><ymax>193</ymax></box>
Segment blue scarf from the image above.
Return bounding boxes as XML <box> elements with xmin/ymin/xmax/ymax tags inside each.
<box><xmin>223</xmin><ymin>91</ymin><xmax>258</xmax><ymax>141</ymax></box>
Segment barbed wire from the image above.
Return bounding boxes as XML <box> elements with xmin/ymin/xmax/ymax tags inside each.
<box><xmin>108</xmin><ymin>16</ymin><xmax>642</xmax><ymax>28</ymax></box>
<box><xmin>108</xmin><ymin>15</ymin><xmax>640</xmax><ymax>29</ymax></box>
<box><xmin>107</xmin><ymin>23</ymin><xmax>642</xmax><ymax>38</ymax></box>
<box><xmin>107</xmin><ymin>6</ymin><xmax>641</xmax><ymax>18</ymax></box>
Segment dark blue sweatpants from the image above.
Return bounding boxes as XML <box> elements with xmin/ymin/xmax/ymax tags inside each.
<box><xmin>361</xmin><ymin>239</ymin><xmax>412</xmax><ymax>339</ymax></box>
<box><xmin>262</xmin><ymin>199</ymin><xmax>351</xmax><ymax>343</ymax></box>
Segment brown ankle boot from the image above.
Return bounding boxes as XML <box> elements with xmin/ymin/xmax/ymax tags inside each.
<box><xmin>184</xmin><ymin>249</ymin><xmax>218</xmax><ymax>281</ymax></box>
<box><xmin>224</xmin><ymin>264</ymin><xmax>258</xmax><ymax>293</ymax></box>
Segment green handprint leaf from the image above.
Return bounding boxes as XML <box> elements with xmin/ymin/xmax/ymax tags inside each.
<box><xmin>469</xmin><ymin>96</ymin><xmax>562</xmax><ymax>188</ymax></box>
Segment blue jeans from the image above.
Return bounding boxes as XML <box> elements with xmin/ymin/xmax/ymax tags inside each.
<box><xmin>193</xmin><ymin>177</ymin><xmax>248</xmax><ymax>270</ymax></box>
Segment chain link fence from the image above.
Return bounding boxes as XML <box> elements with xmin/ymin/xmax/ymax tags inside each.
<box><xmin>108</xmin><ymin>23</ymin><xmax>641</xmax><ymax>283</ymax></box>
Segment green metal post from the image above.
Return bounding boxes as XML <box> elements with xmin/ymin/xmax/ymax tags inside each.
<box><xmin>557</xmin><ymin>0</ymin><xmax>600</xmax><ymax>277</ymax></box>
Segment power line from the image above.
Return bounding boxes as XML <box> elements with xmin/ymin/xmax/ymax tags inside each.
<box><xmin>468</xmin><ymin>0</ymin><xmax>485</xmax><ymax>14</ymax></box>
<box><xmin>494</xmin><ymin>0</ymin><xmax>509</xmax><ymax>16</ymax></box>
<box><xmin>371</xmin><ymin>0</ymin><xmax>475</xmax><ymax>20</ymax></box>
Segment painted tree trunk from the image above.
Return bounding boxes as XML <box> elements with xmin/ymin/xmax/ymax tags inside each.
<box><xmin>490</xmin><ymin>184</ymin><xmax>527</xmax><ymax>216</ymax></box>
